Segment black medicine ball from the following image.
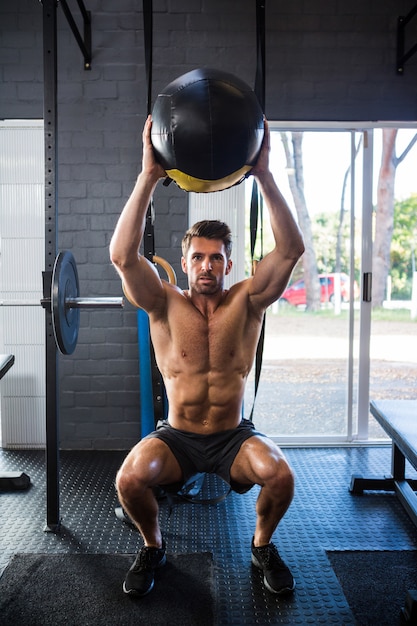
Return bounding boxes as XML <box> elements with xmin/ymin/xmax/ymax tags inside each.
<box><xmin>151</xmin><ymin>68</ymin><xmax>264</xmax><ymax>193</ymax></box>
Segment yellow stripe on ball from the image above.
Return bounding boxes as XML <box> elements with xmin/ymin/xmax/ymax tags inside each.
<box><xmin>166</xmin><ymin>165</ymin><xmax>252</xmax><ymax>193</ymax></box>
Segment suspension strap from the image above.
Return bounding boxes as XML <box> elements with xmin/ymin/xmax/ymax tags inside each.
<box><xmin>143</xmin><ymin>0</ymin><xmax>153</xmax><ymax>116</ymax></box>
<box><xmin>254</xmin><ymin>0</ymin><xmax>265</xmax><ymax>110</ymax></box>
<box><xmin>249</xmin><ymin>0</ymin><xmax>266</xmax><ymax>421</ymax></box>
<box><xmin>143</xmin><ymin>0</ymin><xmax>154</xmax><ymax>265</ymax></box>
<box><xmin>142</xmin><ymin>0</ymin><xmax>166</xmax><ymax>426</ymax></box>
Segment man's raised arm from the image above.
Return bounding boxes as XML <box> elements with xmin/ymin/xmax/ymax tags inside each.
<box><xmin>249</xmin><ymin>120</ymin><xmax>305</xmax><ymax>309</ymax></box>
<box><xmin>109</xmin><ymin>116</ymin><xmax>167</xmax><ymax>311</ymax></box>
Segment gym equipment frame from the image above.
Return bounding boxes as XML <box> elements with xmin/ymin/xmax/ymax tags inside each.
<box><xmin>40</xmin><ymin>0</ymin><xmax>120</xmax><ymax>532</ymax></box>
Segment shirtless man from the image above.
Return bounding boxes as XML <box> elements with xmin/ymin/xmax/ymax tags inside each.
<box><xmin>110</xmin><ymin>115</ymin><xmax>304</xmax><ymax>597</ymax></box>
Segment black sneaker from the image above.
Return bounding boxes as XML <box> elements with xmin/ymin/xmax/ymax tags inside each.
<box><xmin>123</xmin><ymin>541</ymin><xmax>166</xmax><ymax>596</ymax></box>
<box><xmin>251</xmin><ymin>538</ymin><xmax>295</xmax><ymax>595</ymax></box>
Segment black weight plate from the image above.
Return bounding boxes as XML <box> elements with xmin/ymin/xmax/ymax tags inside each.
<box><xmin>51</xmin><ymin>251</ymin><xmax>80</xmax><ymax>355</ymax></box>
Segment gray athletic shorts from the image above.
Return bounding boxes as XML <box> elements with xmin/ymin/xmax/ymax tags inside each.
<box><xmin>144</xmin><ymin>418</ymin><xmax>265</xmax><ymax>494</ymax></box>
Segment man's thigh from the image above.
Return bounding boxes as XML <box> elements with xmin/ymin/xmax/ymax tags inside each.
<box><xmin>120</xmin><ymin>437</ymin><xmax>184</xmax><ymax>486</ymax></box>
<box><xmin>230</xmin><ymin>434</ymin><xmax>290</xmax><ymax>486</ymax></box>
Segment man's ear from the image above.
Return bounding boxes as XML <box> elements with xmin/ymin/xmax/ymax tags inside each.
<box><xmin>225</xmin><ymin>259</ymin><xmax>233</xmax><ymax>275</ymax></box>
<box><xmin>181</xmin><ymin>256</ymin><xmax>188</xmax><ymax>274</ymax></box>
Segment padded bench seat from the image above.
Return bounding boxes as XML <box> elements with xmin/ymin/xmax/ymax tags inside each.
<box><xmin>350</xmin><ymin>399</ymin><xmax>417</xmax><ymax>526</ymax></box>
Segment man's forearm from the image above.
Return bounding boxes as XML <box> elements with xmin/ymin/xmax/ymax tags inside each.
<box><xmin>256</xmin><ymin>171</ymin><xmax>304</xmax><ymax>261</ymax></box>
<box><xmin>110</xmin><ymin>171</ymin><xmax>160</xmax><ymax>271</ymax></box>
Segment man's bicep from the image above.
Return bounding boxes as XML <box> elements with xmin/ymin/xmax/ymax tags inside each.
<box><xmin>119</xmin><ymin>256</ymin><xmax>166</xmax><ymax>312</ymax></box>
<box><xmin>249</xmin><ymin>251</ymin><xmax>297</xmax><ymax>309</ymax></box>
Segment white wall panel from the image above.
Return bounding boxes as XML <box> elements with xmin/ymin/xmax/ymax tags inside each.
<box><xmin>188</xmin><ymin>184</ymin><xmax>246</xmax><ymax>289</ymax></box>
<box><xmin>1</xmin><ymin>398</ymin><xmax>46</xmax><ymax>449</ymax></box>
<box><xmin>0</xmin><ymin>120</ymin><xmax>45</xmax><ymax>448</ymax></box>
<box><xmin>1</xmin><ymin>183</ymin><xmax>44</xmax><ymax>238</ymax></box>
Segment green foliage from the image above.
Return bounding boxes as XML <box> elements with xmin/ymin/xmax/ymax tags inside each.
<box><xmin>390</xmin><ymin>194</ymin><xmax>417</xmax><ymax>298</ymax></box>
<box><xmin>307</xmin><ymin>195</ymin><xmax>417</xmax><ymax>299</ymax></box>
<box><xmin>312</xmin><ymin>211</ymin><xmax>351</xmax><ymax>274</ymax></box>
<box><xmin>243</xmin><ymin>164</ymin><xmax>416</xmax><ymax>302</ymax></box>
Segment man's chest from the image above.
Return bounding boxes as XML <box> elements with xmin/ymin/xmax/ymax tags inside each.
<box><xmin>152</xmin><ymin>298</ymin><xmax>260</xmax><ymax>370</ymax></box>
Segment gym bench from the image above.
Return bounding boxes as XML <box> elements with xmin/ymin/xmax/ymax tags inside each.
<box><xmin>0</xmin><ymin>354</ymin><xmax>14</xmax><ymax>382</ymax></box>
<box><xmin>350</xmin><ymin>399</ymin><xmax>417</xmax><ymax>527</ymax></box>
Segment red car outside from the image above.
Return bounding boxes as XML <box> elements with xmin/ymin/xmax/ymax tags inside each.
<box><xmin>280</xmin><ymin>273</ymin><xmax>358</xmax><ymax>307</ymax></box>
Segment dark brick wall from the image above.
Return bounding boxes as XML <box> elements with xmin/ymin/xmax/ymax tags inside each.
<box><xmin>1</xmin><ymin>0</ymin><xmax>416</xmax><ymax>448</ymax></box>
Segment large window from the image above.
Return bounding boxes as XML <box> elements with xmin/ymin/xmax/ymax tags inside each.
<box><xmin>244</xmin><ymin>124</ymin><xmax>417</xmax><ymax>444</ymax></box>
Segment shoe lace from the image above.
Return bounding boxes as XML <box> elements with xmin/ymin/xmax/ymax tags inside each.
<box><xmin>257</xmin><ymin>543</ymin><xmax>285</xmax><ymax>569</ymax></box>
<box><xmin>133</xmin><ymin>547</ymin><xmax>156</xmax><ymax>571</ymax></box>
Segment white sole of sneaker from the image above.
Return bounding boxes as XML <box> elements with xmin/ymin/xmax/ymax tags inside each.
<box><xmin>123</xmin><ymin>579</ymin><xmax>154</xmax><ymax>596</ymax></box>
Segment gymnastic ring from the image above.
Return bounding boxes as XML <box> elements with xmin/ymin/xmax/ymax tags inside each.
<box><xmin>152</xmin><ymin>255</ymin><xmax>177</xmax><ymax>285</ymax></box>
<box><xmin>122</xmin><ymin>255</ymin><xmax>177</xmax><ymax>307</ymax></box>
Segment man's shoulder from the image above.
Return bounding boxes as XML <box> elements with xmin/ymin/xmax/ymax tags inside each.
<box><xmin>160</xmin><ymin>282</ymin><xmax>193</xmax><ymax>312</ymax></box>
<box><xmin>226</xmin><ymin>277</ymin><xmax>252</xmax><ymax>298</ymax></box>
<box><xmin>164</xmin><ymin>282</ymin><xmax>188</xmax><ymax>300</ymax></box>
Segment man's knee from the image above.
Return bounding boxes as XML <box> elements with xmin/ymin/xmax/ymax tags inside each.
<box><xmin>264</xmin><ymin>457</ymin><xmax>295</xmax><ymax>501</ymax></box>
<box><xmin>116</xmin><ymin>460</ymin><xmax>146</xmax><ymax>499</ymax></box>
<box><xmin>116</xmin><ymin>438</ymin><xmax>182</xmax><ymax>498</ymax></box>
<box><xmin>116</xmin><ymin>444</ymin><xmax>155</xmax><ymax>497</ymax></box>
<box><xmin>277</xmin><ymin>460</ymin><xmax>295</xmax><ymax>496</ymax></box>
<box><xmin>255</xmin><ymin>450</ymin><xmax>295</xmax><ymax>502</ymax></box>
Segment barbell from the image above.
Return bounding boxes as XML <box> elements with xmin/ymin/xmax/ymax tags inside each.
<box><xmin>45</xmin><ymin>250</ymin><xmax>177</xmax><ymax>356</ymax></box>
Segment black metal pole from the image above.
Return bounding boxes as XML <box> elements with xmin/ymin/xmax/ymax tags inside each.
<box><xmin>42</xmin><ymin>0</ymin><xmax>61</xmax><ymax>533</ymax></box>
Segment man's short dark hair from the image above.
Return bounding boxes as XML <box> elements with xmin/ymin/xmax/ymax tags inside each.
<box><xmin>181</xmin><ymin>220</ymin><xmax>233</xmax><ymax>260</ymax></box>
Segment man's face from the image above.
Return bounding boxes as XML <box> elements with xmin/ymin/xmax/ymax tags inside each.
<box><xmin>181</xmin><ymin>237</ymin><xmax>232</xmax><ymax>295</ymax></box>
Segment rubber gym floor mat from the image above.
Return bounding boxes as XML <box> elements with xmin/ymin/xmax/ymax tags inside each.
<box><xmin>0</xmin><ymin>552</ymin><xmax>215</xmax><ymax>626</ymax></box>
<box><xmin>1</xmin><ymin>447</ymin><xmax>417</xmax><ymax>625</ymax></box>
<box><xmin>327</xmin><ymin>550</ymin><xmax>417</xmax><ymax>625</ymax></box>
